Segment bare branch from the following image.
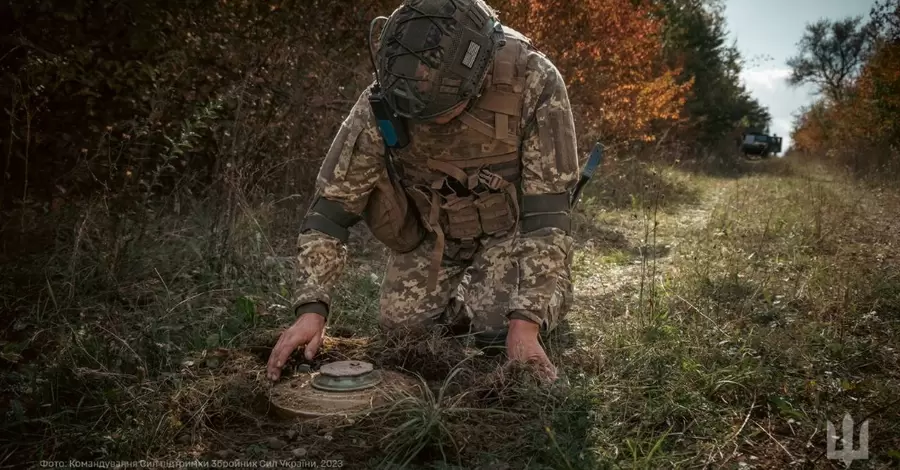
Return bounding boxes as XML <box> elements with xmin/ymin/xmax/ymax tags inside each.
<box><xmin>785</xmin><ymin>16</ymin><xmax>871</xmax><ymax>102</ymax></box>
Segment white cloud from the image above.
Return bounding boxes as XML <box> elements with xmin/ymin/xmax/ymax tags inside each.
<box><xmin>772</xmin><ymin>118</ymin><xmax>794</xmax><ymax>151</ymax></box>
<box><xmin>741</xmin><ymin>68</ymin><xmax>792</xmax><ymax>91</ymax></box>
<box><xmin>772</xmin><ymin>118</ymin><xmax>792</xmax><ymax>136</ymax></box>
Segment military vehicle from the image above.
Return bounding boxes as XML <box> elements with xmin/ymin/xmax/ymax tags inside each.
<box><xmin>740</xmin><ymin>132</ymin><xmax>783</xmax><ymax>158</ymax></box>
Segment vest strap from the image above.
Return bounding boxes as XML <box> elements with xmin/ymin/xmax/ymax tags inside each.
<box><xmin>427</xmin><ymin>189</ymin><xmax>445</xmax><ymax>292</ymax></box>
<box><xmin>459</xmin><ymin>111</ymin><xmax>517</xmax><ymax>146</ymax></box>
<box><xmin>459</xmin><ymin>111</ymin><xmax>495</xmax><ymax>140</ymax></box>
<box><xmin>477</xmin><ymin>90</ymin><xmax>522</xmax><ymax>116</ymax></box>
<box><xmin>302</xmin><ymin>214</ymin><xmax>351</xmax><ymax>242</ymax></box>
<box><xmin>427</xmin><ymin>158</ymin><xmax>470</xmax><ymax>185</ymax></box>
<box><xmin>492</xmin><ymin>36</ymin><xmax>521</xmax><ymax>85</ymax></box>
<box><xmin>495</xmin><ymin>113</ymin><xmax>509</xmax><ymax>140</ymax></box>
<box><xmin>492</xmin><ymin>60</ymin><xmax>515</xmax><ymax>85</ymax></box>
<box><xmin>451</xmin><ymin>152</ymin><xmax>520</xmax><ymax>169</ymax></box>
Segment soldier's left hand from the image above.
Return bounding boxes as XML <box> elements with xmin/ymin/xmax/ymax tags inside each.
<box><xmin>505</xmin><ymin>319</ymin><xmax>558</xmax><ymax>383</ymax></box>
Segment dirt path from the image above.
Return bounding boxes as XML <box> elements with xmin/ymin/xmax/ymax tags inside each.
<box><xmin>570</xmin><ymin>180</ymin><xmax>728</xmax><ymax>321</ymax></box>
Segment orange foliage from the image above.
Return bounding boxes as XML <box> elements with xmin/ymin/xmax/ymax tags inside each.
<box><xmin>858</xmin><ymin>41</ymin><xmax>900</xmax><ymax>136</ymax></box>
<box><xmin>792</xmin><ymin>41</ymin><xmax>900</xmax><ymax>170</ymax></box>
<box><xmin>492</xmin><ymin>0</ymin><xmax>691</xmax><ymax>144</ymax></box>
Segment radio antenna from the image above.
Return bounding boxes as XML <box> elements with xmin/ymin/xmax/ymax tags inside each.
<box><xmin>369</xmin><ymin>16</ymin><xmax>389</xmax><ymax>84</ymax></box>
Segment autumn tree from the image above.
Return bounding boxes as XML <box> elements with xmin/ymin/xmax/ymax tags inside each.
<box><xmin>790</xmin><ymin>3</ymin><xmax>900</xmax><ymax>175</ymax></box>
<box><xmin>657</xmin><ymin>0</ymin><xmax>771</xmax><ymax>151</ymax></box>
<box><xmin>491</xmin><ymin>0</ymin><xmax>691</xmax><ymax>147</ymax></box>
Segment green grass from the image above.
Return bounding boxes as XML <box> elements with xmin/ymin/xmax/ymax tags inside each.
<box><xmin>2</xmin><ymin>157</ymin><xmax>899</xmax><ymax>468</ymax></box>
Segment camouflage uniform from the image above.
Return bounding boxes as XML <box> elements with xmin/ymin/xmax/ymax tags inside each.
<box><xmin>293</xmin><ymin>27</ymin><xmax>578</xmax><ymax>340</ymax></box>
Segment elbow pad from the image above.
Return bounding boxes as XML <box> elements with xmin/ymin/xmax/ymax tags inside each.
<box><xmin>520</xmin><ymin>193</ymin><xmax>571</xmax><ymax>234</ymax></box>
<box><xmin>300</xmin><ymin>197</ymin><xmax>361</xmax><ymax>243</ymax></box>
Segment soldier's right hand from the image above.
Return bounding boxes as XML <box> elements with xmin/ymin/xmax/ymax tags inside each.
<box><xmin>266</xmin><ymin>312</ymin><xmax>326</xmax><ymax>382</ymax></box>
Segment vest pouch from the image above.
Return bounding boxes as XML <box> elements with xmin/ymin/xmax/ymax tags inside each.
<box><xmin>363</xmin><ymin>169</ymin><xmax>425</xmax><ymax>253</ymax></box>
<box><xmin>475</xmin><ymin>191</ymin><xmax>517</xmax><ymax>236</ymax></box>
<box><xmin>443</xmin><ymin>195</ymin><xmax>483</xmax><ymax>240</ymax></box>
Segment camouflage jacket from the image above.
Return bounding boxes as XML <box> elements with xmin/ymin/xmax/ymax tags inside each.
<box><xmin>292</xmin><ymin>44</ymin><xmax>578</xmax><ymax>327</ymax></box>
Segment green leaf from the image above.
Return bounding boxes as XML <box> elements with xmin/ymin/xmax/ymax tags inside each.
<box><xmin>768</xmin><ymin>395</ymin><xmax>804</xmax><ymax>420</ymax></box>
<box><xmin>235</xmin><ymin>296</ymin><xmax>256</xmax><ymax>322</ymax></box>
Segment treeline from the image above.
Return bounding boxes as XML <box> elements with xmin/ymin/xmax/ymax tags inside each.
<box><xmin>0</xmin><ymin>0</ymin><xmax>769</xmax><ymax>214</ymax></box>
<box><xmin>789</xmin><ymin>0</ymin><xmax>900</xmax><ymax>176</ymax></box>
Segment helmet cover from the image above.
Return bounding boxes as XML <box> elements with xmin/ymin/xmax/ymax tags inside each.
<box><xmin>375</xmin><ymin>0</ymin><xmax>505</xmax><ymax>121</ymax></box>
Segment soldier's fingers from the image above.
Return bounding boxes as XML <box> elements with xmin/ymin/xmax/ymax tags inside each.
<box><xmin>304</xmin><ymin>333</ymin><xmax>323</xmax><ymax>362</ymax></box>
<box><xmin>274</xmin><ymin>332</ymin><xmax>305</xmax><ymax>367</ymax></box>
<box><xmin>536</xmin><ymin>359</ymin><xmax>558</xmax><ymax>383</ymax></box>
<box><xmin>267</xmin><ymin>332</ymin><xmax>288</xmax><ymax>371</ymax></box>
<box><xmin>542</xmin><ymin>364</ymin><xmax>558</xmax><ymax>382</ymax></box>
<box><xmin>267</xmin><ymin>336</ymin><xmax>288</xmax><ymax>381</ymax></box>
<box><xmin>268</xmin><ymin>331</ymin><xmax>308</xmax><ymax>381</ymax></box>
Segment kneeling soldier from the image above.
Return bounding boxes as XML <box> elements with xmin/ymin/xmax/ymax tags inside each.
<box><xmin>268</xmin><ymin>0</ymin><xmax>579</xmax><ymax>383</ymax></box>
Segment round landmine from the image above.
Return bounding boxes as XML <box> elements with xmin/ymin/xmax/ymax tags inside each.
<box><xmin>269</xmin><ymin>361</ymin><xmax>422</xmax><ymax>419</ymax></box>
<box><xmin>312</xmin><ymin>360</ymin><xmax>382</xmax><ymax>392</ymax></box>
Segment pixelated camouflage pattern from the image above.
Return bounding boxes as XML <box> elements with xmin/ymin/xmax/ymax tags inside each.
<box><xmin>519</xmin><ymin>45</ymin><xmax>579</xmax><ymax>194</ymax></box>
<box><xmin>293</xmin><ymin>30</ymin><xmax>579</xmax><ymax>329</ymax></box>
<box><xmin>316</xmin><ymin>89</ymin><xmax>386</xmax><ymax>214</ymax></box>
<box><xmin>378</xmin><ymin>237</ymin><xmax>469</xmax><ymax>333</ymax></box>
<box><xmin>378</xmin><ymin>232</ymin><xmax>572</xmax><ymax>333</ymax></box>
<box><xmin>291</xmin><ymin>90</ymin><xmax>385</xmax><ymax>311</ymax></box>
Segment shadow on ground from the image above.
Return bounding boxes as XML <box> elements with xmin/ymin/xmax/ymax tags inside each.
<box><xmin>681</xmin><ymin>155</ymin><xmax>796</xmax><ymax>179</ymax></box>
<box><xmin>627</xmin><ymin>243</ymin><xmax>671</xmax><ymax>260</ymax></box>
<box><xmin>577</xmin><ymin>159</ymin><xmax>703</xmax><ymax>212</ymax></box>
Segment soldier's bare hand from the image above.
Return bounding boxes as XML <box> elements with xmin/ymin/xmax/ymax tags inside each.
<box><xmin>267</xmin><ymin>313</ymin><xmax>326</xmax><ymax>382</ymax></box>
<box><xmin>505</xmin><ymin>319</ymin><xmax>558</xmax><ymax>383</ymax></box>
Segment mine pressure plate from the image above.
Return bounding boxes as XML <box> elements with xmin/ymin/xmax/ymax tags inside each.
<box><xmin>312</xmin><ymin>360</ymin><xmax>382</xmax><ymax>391</ymax></box>
<box><xmin>269</xmin><ymin>360</ymin><xmax>421</xmax><ymax>419</ymax></box>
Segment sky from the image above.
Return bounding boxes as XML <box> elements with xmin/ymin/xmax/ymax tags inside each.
<box><xmin>723</xmin><ymin>0</ymin><xmax>878</xmax><ymax>151</ymax></box>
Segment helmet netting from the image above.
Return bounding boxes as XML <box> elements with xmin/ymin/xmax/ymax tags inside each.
<box><xmin>375</xmin><ymin>0</ymin><xmax>501</xmax><ymax>120</ymax></box>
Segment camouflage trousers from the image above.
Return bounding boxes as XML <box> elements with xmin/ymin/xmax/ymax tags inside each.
<box><xmin>378</xmin><ymin>233</ymin><xmax>573</xmax><ymax>342</ymax></box>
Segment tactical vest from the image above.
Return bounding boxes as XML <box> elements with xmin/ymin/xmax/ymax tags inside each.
<box><xmin>302</xmin><ymin>28</ymin><xmax>564</xmax><ymax>293</ymax></box>
<box><xmin>390</xmin><ymin>28</ymin><xmax>534</xmax><ymax>289</ymax></box>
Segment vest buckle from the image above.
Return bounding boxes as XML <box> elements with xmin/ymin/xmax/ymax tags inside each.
<box><xmin>477</xmin><ymin>169</ymin><xmax>508</xmax><ymax>191</ymax></box>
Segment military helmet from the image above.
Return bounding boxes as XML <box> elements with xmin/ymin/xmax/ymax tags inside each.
<box><xmin>374</xmin><ymin>0</ymin><xmax>505</xmax><ymax>121</ymax></box>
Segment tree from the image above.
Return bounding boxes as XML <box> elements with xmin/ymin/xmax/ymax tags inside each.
<box><xmin>789</xmin><ymin>2</ymin><xmax>900</xmax><ymax>174</ymax></box>
<box><xmin>655</xmin><ymin>0</ymin><xmax>771</xmax><ymax>150</ymax></box>
<box><xmin>869</xmin><ymin>0</ymin><xmax>900</xmax><ymax>43</ymax></box>
<box><xmin>491</xmin><ymin>0</ymin><xmax>690</xmax><ymax>146</ymax></box>
<box><xmin>786</xmin><ymin>17</ymin><xmax>873</xmax><ymax>102</ymax></box>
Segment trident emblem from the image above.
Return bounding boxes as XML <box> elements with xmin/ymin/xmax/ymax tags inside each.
<box><xmin>827</xmin><ymin>413</ymin><xmax>869</xmax><ymax>466</ymax></box>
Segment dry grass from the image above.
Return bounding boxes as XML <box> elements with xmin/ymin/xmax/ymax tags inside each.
<box><xmin>2</xmin><ymin>156</ymin><xmax>899</xmax><ymax>468</ymax></box>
